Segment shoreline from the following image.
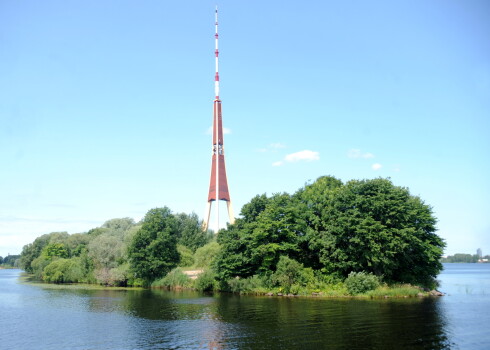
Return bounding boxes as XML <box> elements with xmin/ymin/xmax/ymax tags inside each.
<box><xmin>19</xmin><ymin>272</ymin><xmax>442</xmax><ymax>299</ymax></box>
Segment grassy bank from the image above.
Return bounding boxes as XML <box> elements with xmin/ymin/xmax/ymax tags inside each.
<box><xmin>20</xmin><ymin>267</ymin><xmax>437</xmax><ymax>298</ymax></box>
<box><xmin>149</xmin><ymin>267</ymin><xmax>435</xmax><ymax>299</ymax></box>
<box><xmin>19</xmin><ymin>272</ymin><xmax>144</xmax><ymax>291</ymax></box>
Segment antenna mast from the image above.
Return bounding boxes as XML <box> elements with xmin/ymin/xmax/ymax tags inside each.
<box><xmin>214</xmin><ymin>6</ymin><xmax>220</xmax><ymax>99</ymax></box>
<box><xmin>214</xmin><ymin>6</ymin><xmax>220</xmax><ymax>233</ymax></box>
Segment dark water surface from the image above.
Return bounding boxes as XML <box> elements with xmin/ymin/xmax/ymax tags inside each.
<box><xmin>1</xmin><ymin>264</ymin><xmax>489</xmax><ymax>349</ymax></box>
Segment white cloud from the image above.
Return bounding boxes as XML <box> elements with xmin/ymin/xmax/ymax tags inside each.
<box><xmin>347</xmin><ymin>149</ymin><xmax>361</xmax><ymax>158</ymax></box>
<box><xmin>348</xmin><ymin>149</ymin><xmax>375</xmax><ymax>159</ymax></box>
<box><xmin>372</xmin><ymin>163</ymin><xmax>382</xmax><ymax>170</ymax></box>
<box><xmin>270</xmin><ymin>142</ymin><xmax>286</xmax><ymax>149</ymax></box>
<box><xmin>257</xmin><ymin>142</ymin><xmax>287</xmax><ymax>153</ymax></box>
<box><xmin>285</xmin><ymin>150</ymin><xmax>320</xmax><ymax>162</ymax></box>
<box><xmin>272</xmin><ymin>150</ymin><xmax>320</xmax><ymax>167</ymax></box>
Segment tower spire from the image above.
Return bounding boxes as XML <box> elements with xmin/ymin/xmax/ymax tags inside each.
<box><xmin>204</xmin><ymin>7</ymin><xmax>235</xmax><ymax>233</ymax></box>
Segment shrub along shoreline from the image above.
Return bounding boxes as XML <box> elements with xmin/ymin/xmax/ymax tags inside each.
<box><xmin>20</xmin><ymin>268</ymin><xmax>441</xmax><ymax>299</ymax></box>
<box><xmin>18</xmin><ymin>176</ymin><xmax>446</xmax><ymax>298</ymax></box>
<box><xmin>150</xmin><ymin>264</ymin><xmax>441</xmax><ymax>299</ymax></box>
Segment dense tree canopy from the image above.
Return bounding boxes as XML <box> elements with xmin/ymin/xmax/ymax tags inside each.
<box><xmin>128</xmin><ymin>207</ymin><xmax>180</xmax><ymax>285</ymax></box>
<box><xmin>18</xmin><ymin>176</ymin><xmax>445</xmax><ymax>291</ymax></box>
<box><xmin>174</xmin><ymin>212</ymin><xmax>211</xmax><ymax>252</ymax></box>
<box><xmin>19</xmin><ymin>210</ymin><xmax>207</xmax><ymax>286</ymax></box>
<box><xmin>215</xmin><ymin>176</ymin><xmax>445</xmax><ymax>287</ymax></box>
<box><xmin>214</xmin><ymin>193</ymin><xmax>309</xmax><ymax>281</ymax></box>
<box><xmin>20</xmin><ymin>232</ymin><xmax>68</xmax><ymax>273</ymax></box>
<box><xmin>303</xmin><ymin>177</ymin><xmax>444</xmax><ymax>285</ymax></box>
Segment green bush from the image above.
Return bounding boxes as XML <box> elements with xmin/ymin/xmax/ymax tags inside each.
<box><xmin>94</xmin><ymin>263</ymin><xmax>130</xmax><ymax>286</ymax></box>
<box><xmin>43</xmin><ymin>258</ymin><xmax>84</xmax><ymax>283</ymax></box>
<box><xmin>111</xmin><ymin>263</ymin><xmax>130</xmax><ymax>286</ymax></box>
<box><xmin>31</xmin><ymin>256</ymin><xmax>50</xmax><ymax>280</ymax></box>
<box><xmin>194</xmin><ymin>269</ymin><xmax>217</xmax><ymax>291</ymax></box>
<box><xmin>345</xmin><ymin>271</ymin><xmax>380</xmax><ymax>295</ymax></box>
<box><xmin>366</xmin><ymin>284</ymin><xmax>422</xmax><ymax>298</ymax></box>
<box><xmin>226</xmin><ymin>275</ymin><xmax>267</xmax><ymax>294</ymax></box>
<box><xmin>152</xmin><ymin>267</ymin><xmax>192</xmax><ymax>289</ymax></box>
<box><xmin>193</xmin><ymin>242</ymin><xmax>220</xmax><ymax>268</ymax></box>
<box><xmin>177</xmin><ymin>244</ymin><xmax>195</xmax><ymax>267</ymax></box>
<box><xmin>127</xmin><ymin>277</ymin><xmax>146</xmax><ymax>287</ymax></box>
<box><xmin>271</xmin><ymin>256</ymin><xmax>311</xmax><ymax>294</ymax></box>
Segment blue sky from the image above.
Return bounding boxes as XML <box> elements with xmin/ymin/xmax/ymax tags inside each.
<box><xmin>1</xmin><ymin>0</ymin><xmax>489</xmax><ymax>257</ymax></box>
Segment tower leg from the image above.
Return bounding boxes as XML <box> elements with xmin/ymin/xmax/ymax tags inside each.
<box><xmin>226</xmin><ymin>200</ymin><xmax>235</xmax><ymax>225</ymax></box>
<box><xmin>203</xmin><ymin>201</ymin><xmax>212</xmax><ymax>232</ymax></box>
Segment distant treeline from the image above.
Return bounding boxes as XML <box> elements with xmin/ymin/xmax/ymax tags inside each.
<box><xmin>0</xmin><ymin>255</ymin><xmax>21</xmax><ymax>268</ymax></box>
<box><xmin>441</xmin><ymin>254</ymin><xmax>490</xmax><ymax>263</ymax></box>
<box><xmin>19</xmin><ymin>176</ymin><xmax>447</xmax><ymax>294</ymax></box>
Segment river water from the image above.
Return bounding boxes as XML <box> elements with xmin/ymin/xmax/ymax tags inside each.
<box><xmin>1</xmin><ymin>263</ymin><xmax>489</xmax><ymax>349</ymax></box>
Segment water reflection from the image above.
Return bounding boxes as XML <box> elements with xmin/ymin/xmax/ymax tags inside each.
<box><xmin>4</xmin><ymin>268</ymin><xmax>485</xmax><ymax>349</ymax></box>
<box><xmin>211</xmin><ymin>295</ymin><xmax>452</xmax><ymax>349</ymax></box>
<box><xmin>72</xmin><ymin>287</ymin><xmax>453</xmax><ymax>349</ymax></box>
<box><xmin>122</xmin><ymin>290</ymin><xmax>235</xmax><ymax>349</ymax></box>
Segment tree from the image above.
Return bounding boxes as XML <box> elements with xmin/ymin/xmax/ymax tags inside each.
<box><xmin>194</xmin><ymin>241</ymin><xmax>221</xmax><ymax>268</ymax></box>
<box><xmin>213</xmin><ymin>195</ymin><xmax>271</xmax><ymax>280</ymax></box>
<box><xmin>174</xmin><ymin>212</ymin><xmax>210</xmax><ymax>252</ymax></box>
<box><xmin>43</xmin><ymin>258</ymin><xmax>84</xmax><ymax>283</ymax></box>
<box><xmin>214</xmin><ymin>193</ymin><xmax>307</xmax><ymax>280</ymax></box>
<box><xmin>88</xmin><ymin>234</ymin><xmax>125</xmax><ymax>268</ymax></box>
<box><xmin>128</xmin><ymin>207</ymin><xmax>180</xmax><ymax>285</ymax></box>
<box><xmin>88</xmin><ymin>233</ymin><xmax>127</xmax><ymax>285</ymax></box>
<box><xmin>177</xmin><ymin>244</ymin><xmax>195</xmax><ymax>267</ymax></box>
<box><xmin>271</xmin><ymin>256</ymin><xmax>309</xmax><ymax>294</ymax></box>
<box><xmin>240</xmin><ymin>194</ymin><xmax>270</xmax><ymax>223</ymax></box>
<box><xmin>83</xmin><ymin>217</ymin><xmax>136</xmax><ymax>285</ymax></box>
<box><xmin>215</xmin><ymin>176</ymin><xmax>445</xmax><ymax>288</ymax></box>
<box><xmin>102</xmin><ymin>217</ymin><xmax>135</xmax><ymax>234</ymax></box>
<box><xmin>42</xmin><ymin>243</ymin><xmax>69</xmax><ymax>260</ymax></box>
<box><xmin>65</xmin><ymin>233</ymin><xmax>91</xmax><ymax>257</ymax></box>
<box><xmin>1</xmin><ymin>255</ymin><xmax>21</xmax><ymax>267</ymax></box>
<box><xmin>20</xmin><ymin>232</ymin><xmax>68</xmax><ymax>273</ymax></box>
<box><xmin>303</xmin><ymin>177</ymin><xmax>445</xmax><ymax>286</ymax></box>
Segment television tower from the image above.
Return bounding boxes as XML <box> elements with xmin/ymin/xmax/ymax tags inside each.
<box><xmin>203</xmin><ymin>7</ymin><xmax>235</xmax><ymax>233</ymax></box>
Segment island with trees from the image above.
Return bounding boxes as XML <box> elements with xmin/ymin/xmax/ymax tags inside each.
<box><xmin>18</xmin><ymin>176</ymin><xmax>446</xmax><ymax>297</ymax></box>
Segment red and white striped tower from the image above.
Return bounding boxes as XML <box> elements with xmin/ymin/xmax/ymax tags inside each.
<box><xmin>203</xmin><ymin>7</ymin><xmax>235</xmax><ymax>233</ymax></box>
